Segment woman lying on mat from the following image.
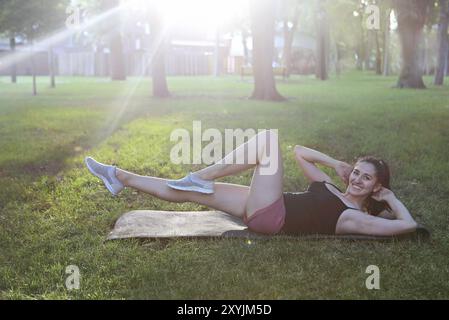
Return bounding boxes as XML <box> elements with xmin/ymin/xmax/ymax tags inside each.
<box><xmin>85</xmin><ymin>130</ymin><xmax>417</xmax><ymax>236</ymax></box>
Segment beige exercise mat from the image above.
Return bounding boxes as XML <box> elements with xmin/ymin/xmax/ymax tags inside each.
<box><xmin>107</xmin><ymin>210</ymin><xmax>249</xmax><ymax>240</ymax></box>
<box><xmin>107</xmin><ymin>210</ymin><xmax>431</xmax><ymax>241</ymax></box>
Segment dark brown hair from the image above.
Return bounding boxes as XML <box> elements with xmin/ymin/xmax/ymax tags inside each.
<box><xmin>356</xmin><ymin>156</ymin><xmax>391</xmax><ymax>215</ymax></box>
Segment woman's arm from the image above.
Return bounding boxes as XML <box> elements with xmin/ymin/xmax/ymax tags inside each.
<box><xmin>385</xmin><ymin>196</ymin><xmax>416</xmax><ymax>224</ymax></box>
<box><xmin>338</xmin><ymin>190</ymin><xmax>418</xmax><ymax>236</ymax></box>
<box><xmin>294</xmin><ymin>145</ymin><xmax>352</xmax><ymax>183</ymax></box>
<box><xmin>377</xmin><ymin>210</ymin><xmax>396</xmax><ymax>220</ymax></box>
<box><xmin>372</xmin><ymin>188</ymin><xmax>416</xmax><ymax>223</ymax></box>
<box><xmin>337</xmin><ymin>211</ymin><xmax>418</xmax><ymax>236</ymax></box>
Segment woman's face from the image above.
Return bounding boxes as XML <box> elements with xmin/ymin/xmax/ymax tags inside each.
<box><xmin>347</xmin><ymin>161</ymin><xmax>381</xmax><ymax>197</ymax></box>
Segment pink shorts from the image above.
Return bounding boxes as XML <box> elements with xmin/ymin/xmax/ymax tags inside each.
<box><xmin>243</xmin><ymin>196</ymin><xmax>286</xmax><ymax>235</ymax></box>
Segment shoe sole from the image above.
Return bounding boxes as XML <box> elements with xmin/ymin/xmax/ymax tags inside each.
<box><xmin>166</xmin><ymin>182</ymin><xmax>214</xmax><ymax>194</ymax></box>
<box><xmin>85</xmin><ymin>158</ymin><xmax>118</xmax><ymax>196</ymax></box>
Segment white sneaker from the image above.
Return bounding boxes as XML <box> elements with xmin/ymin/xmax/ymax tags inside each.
<box><xmin>166</xmin><ymin>172</ymin><xmax>214</xmax><ymax>194</ymax></box>
<box><xmin>85</xmin><ymin>157</ymin><xmax>124</xmax><ymax>196</ymax></box>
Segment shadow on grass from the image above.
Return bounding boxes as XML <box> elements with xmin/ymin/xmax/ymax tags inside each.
<box><xmin>0</xmin><ymin>111</ymin><xmax>173</xmax><ymax>211</ymax></box>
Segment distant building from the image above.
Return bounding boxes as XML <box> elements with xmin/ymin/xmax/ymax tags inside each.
<box><xmin>0</xmin><ymin>22</ymin><xmax>230</xmax><ymax>77</ymax></box>
<box><xmin>0</xmin><ymin>27</ymin><xmax>317</xmax><ymax>77</ymax></box>
<box><xmin>227</xmin><ymin>31</ymin><xmax>317</xmax><ymax>76</ymax></box>
<box><xmin>0</xmin><ymin>38</ymin><xmax>51</xmax><ymax>76</ymax></box>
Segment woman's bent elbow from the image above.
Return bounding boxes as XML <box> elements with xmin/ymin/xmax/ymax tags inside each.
<box><xmin>395</xmin><ymin>220</ymin><xmax>418</xmax><ymax>235</ymax></box>
<box><xmin>407</xmin><ymin>220</ymin><xmax>418</xmax><ymax>232</ymax></box>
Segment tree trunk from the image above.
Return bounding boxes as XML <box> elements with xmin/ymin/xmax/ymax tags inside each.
<box><xmin>316</xmin><ymin>4</ymin><xmax>329</xmax><ymax>80</ymax></box>
<box><xmin>282</xmin><ymin>6</ymin><xmax>300</xmax><ymax>77</ymax></box>
<box><xmin>214</xmin><ymin>27</ymin><xmax>221</xmax><ymax>77</ymax></box>
<box><xmin>383</xmin><ymin>10</ymin><xmax>391</xmax><ymax>76</ymax></box>
<box><xmin>375</xmin><ymin>31</ymin><xmax>382</xmax><ymax>75</ymax></box>
<box><xmin>446</xmin><ymin>49</ymin><xmax>449</xmax><ymax>76</ymax></box>
<box><xmin>422</xmin><ymin>28</ymin><xmax>431</xmax><ymax>76</ymax></box>
<box><xmin>110</xmin><ymin>32</ymin><xmax>126</xmax><ymax>80</ymax></box>
<box><xmin>242</xmin><ymin>29</ymin><xmax>249</xmax><ymax>65</ymax></box>
<box><xmin>435</xmin><ymin>0</ymin><xmax>449</xmax><ymax>85</ymax></box>
<box><xmin>356</xmin><ymin>25</ymin><xmax>364</xmax><ymax>71</ymax></box>
<box><xmin>33</xmin><ymin>73</ymin><xmax>37</xmax><ymax>95</ymax></box>
<box><xmin>249</xmin><ymin>0</ymin><xmax>285</xmax><ymax>101</ymax></box>
<box><xmin>394</xmin><ymin>0</ymin><xmax>429</xmax><ymax>89</ymax></box>
<box><xmin>150</xmin><ymin>14</ymin><xmax>170</xmax><ymax>98</ymax></box>
<box><xmin>397</xmin><ymin>26</ymin><xmax>426</xmax><ymax>88</ymax></box>
<box><xmin>49</xmin><ymin>46</ymin><xmax>56</xmax><ymax>88</ymax></box>
<box><xmin>317</xmin><ymin>32</ymin><xmax>328</xmax><ymax>79</ymax></box>
<box><xmin>283</xmin><ymin>20</ymin><xmax>293</xmax><ymax>77</ymax></box>
<box><xmin>335</xmin><ymin>42</ymin><xmax>342</xmax><ymax>77</ymax></box>
<box><xmin>356</xmin><ymin>46</ymin><xmax>363</xmax><ymax>70</ymax></box>
<box><xmin>355</xmin><ymin>13</ymin><xmax>363</xmax><ymax>70</ymax></box>
<box><xmin>31</xmin><ymin>46</ymin><xmax>37</xmax><ymax>96</ymax></box>
<box><xmin>359</xmin><ymin>33</ymin><xmax>366</xmax><ymax>70</ymax></box>
<box><xmin>9</xmin><ymin>37</ymin><xmax>17</xmax><ymax>83</ymax></box>
<box><xmin>364</xmin><ymin>33</ymin><xmax>372</xmax><ymax>71</ymax></box>
<box><xmin>103</xmin><ymin>0</ymin><xmax>126</xmax><ymax>81</ymax></box>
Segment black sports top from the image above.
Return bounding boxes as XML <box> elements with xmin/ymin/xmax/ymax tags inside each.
<box><xmin>280</xmin><ymin>181</ymin><xmax>359</xmax><ymax>235</ymax></box>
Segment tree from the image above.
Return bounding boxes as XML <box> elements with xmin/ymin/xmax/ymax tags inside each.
<box><xmin>393</xmin><ymin>0</ymin><xmax>433</xmax><ymax>88</ymax></box>
<box><xmin>101</xmin><ymin>0</ymin><xmax>127</xmax><ymax>81</ymax></box>
<box><xmin>149</xmin><ymin>10</ymin><xmax>170</xmax><ymax>98</ymax></box>
<box><xmin>249</xmin><ymin>0</ymin><xmax>285</xmax><ymax>101</ymax></box>
<box><xmin>420</xmin><ymin>2</ymin><xmax>439</xmax><ymax>76</ymax></box>
<box><xmin>372</xmin><ymin>0</ymin><xmax>394</xmax><ymax>76</ymax></box>
<box><xmin>383</xmin><ymin>8</ymin><xmax>392</xmax><ymax>76</ymax></box>
<box><xmin>343</xmin><ymin>0</ymin><xmax>389</xmax><ymax>75</ymax></box>
<box><xmin>351</xmin><ymin>2</ymin><xmax>369</xmax><ymax>71</ymax></box>
<box><xmin>326</xmin><ymin>0</ymin><xmax>363</xmax><ymax>75</ymax></box>
<box><xmin>315</xmin><ymin>0</ymin><xmax>329</xmax><ymax>80</ymax></box>
<box><xmin>434</xmin><ymin>0</ymin><xmax>449</xmax><ymax>85</ymax></box>
<box><xmin>281</xmin><ymin>0</ymin><xmax>301</xmax><ymax>77</ymax></box>
<box><xmin>447</xmin><ymin>51</ymin><xmax>449</xmax><ymax>75</ymax></box>
<box><xmin>0</xmin><ymin>0</ymin><xmax>69</xmax><ymax>92</ymax></box>
<box><xmin>0</xmin><ymin>0</ymin><xmax>30</xmax><ymax>84</ymax></box>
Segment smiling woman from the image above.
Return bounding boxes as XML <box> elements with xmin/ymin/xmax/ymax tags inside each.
<box><xmin>85</xmin><ymin>130</ymin><xmax>418</xmax><ymax>238</ymax></box>
<box><xmin>291</xmin><ymin>145</ymin><xmax>417</xmax><ymax>236</ymax></box>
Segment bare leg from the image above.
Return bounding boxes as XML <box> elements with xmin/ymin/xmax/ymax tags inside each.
<box><xmin>194</xmin><ymin>130</ymin><xmax>274</xmax><ymax>180</ymax></box>
<box><xmin>245</xmin><ymin>134</ymin><xmax>284</xmax><ymax>219</ymax></box>
<box><xmin>115</xmin><ymin>130</ymin><xmax>283</xmax><ymax>220</ymax></box>
<box><xmin>193</xmin><ymin>129</ymin><xmax>284</xmax><ymax>219</ymax></box>
<box><xmin>116</xmin><ymin>170</ymin><xmax>249</xmax><ymax>218</ymax></box>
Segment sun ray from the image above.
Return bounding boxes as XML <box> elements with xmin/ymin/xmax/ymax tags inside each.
<box><xmin>100</xmin><ymin>18</ymin><xmax>172</xmax><ymax>139</ymax></box>
<box><xmin>0</xmin><ymin>3</ymin><xmax>128</xmax><ymax>74</ymax></box>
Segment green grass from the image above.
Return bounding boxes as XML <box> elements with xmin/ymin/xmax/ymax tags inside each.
<box><xmin>1</xmin><ymin>72</ymin><xmax>449</xmax><ymax>299</ymax></box>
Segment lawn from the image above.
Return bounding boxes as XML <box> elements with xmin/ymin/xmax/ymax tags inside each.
<box><xmin>0</xmin><ymin>72</ymin><xmax>448</xmax><ymax>299</ymax></box>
